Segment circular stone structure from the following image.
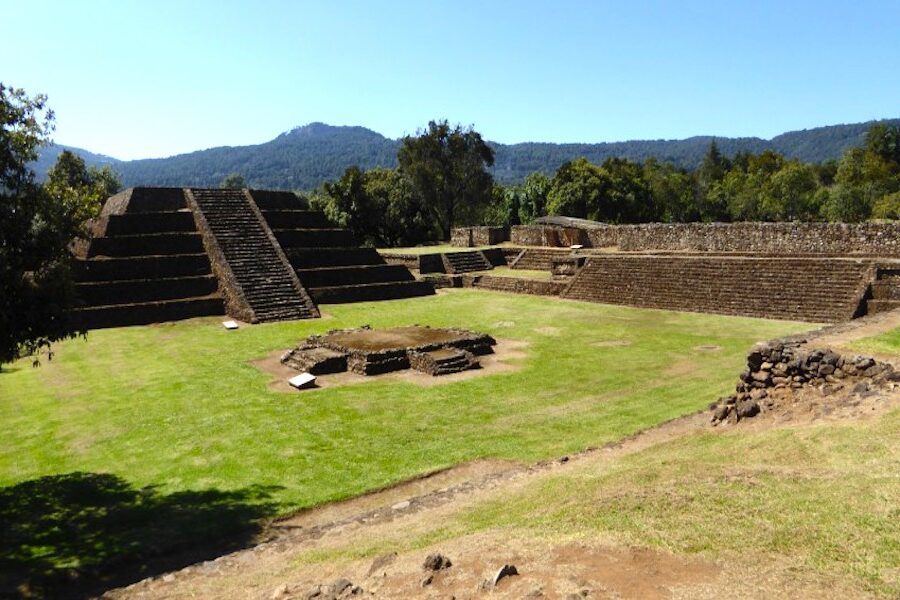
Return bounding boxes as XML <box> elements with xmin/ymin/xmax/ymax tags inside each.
<box><xmin>281</xmin><ymin>325</ymin><xmax>496</xmax><ymax>376</ymax></box>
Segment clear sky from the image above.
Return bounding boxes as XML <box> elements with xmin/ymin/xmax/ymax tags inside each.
<box><xmin>3</xmin><ymin>0</ymin><xmax>898</xmax><ymax>160</ymax></box>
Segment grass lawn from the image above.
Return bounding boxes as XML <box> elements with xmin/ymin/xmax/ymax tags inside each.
<box><xmin>304</xmin><ymin>408</ymin><xmax>900</xmax><ymax>597</ymax></box>
<box><xmin>0</xmin><ymin>291</ymin><xmax>807</xmax><ymax>508</ymax></box>
<box><xmin>0</xmin><ymin>290</ymin><xmax>811</xmax><ymax>593</ymax></box>
<box><xmin>849</xmin><ymin>325</ymin><xmax>900</xmax><ymax>355</ymax></box>
<box><xmin>289</xmin><ymin>321</ymin><xmax>900</xmax><ymax>596</ymax></box>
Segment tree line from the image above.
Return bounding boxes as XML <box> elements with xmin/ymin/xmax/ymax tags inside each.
<box><xmin>1</xmin><ymin>84</ymin><xmax>121</xmax><ymax>366</ymax></box>
<box><xmin>310</xmin><ymin>121</ymin><xmax>900</xmax><ymax>247</ymax></box>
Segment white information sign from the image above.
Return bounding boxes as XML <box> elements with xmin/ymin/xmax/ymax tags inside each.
<box><xmin>288</xmin><ymin>373</ymin><xmax>317</xmax><ymax>389</ymax></box>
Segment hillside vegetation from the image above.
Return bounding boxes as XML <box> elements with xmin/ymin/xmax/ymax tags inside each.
<box><xmin>36</xmin><ymin>118</ymin><xmax>900</xmax><ymax>190</ymax></box>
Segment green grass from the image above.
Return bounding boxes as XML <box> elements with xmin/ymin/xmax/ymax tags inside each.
<box><xmin>849</xmin><ymin>325</ymin><xmax>900</xmax><ymax>355</ymax></box>
<box><xmin>295</xmin><ymin>408</ymin><xmax>900</xmax><ymax>597</ymax></box>
<box><xmin>0</xmin><ymin>290</ymin><xmax>807</xmax><ymax>510</ymax></box>
<box><xmin>0</xmin><ymin>291</ymin><xmax>822</xmax><ymax>593</ymax></box>
<box><xmin>459</xmin><ymin>411</ymin><xmax>900</xmax><ymax>597</ymax></box>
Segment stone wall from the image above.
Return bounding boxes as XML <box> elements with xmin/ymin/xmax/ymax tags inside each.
<box><xmin>511</xmin><ymin>222</ymin><xmax>900</xmax><ymax>256</ymax></box>
<box><xmin>710</xmin><ymin>340</ymin><xmax>900</xmax><ymax>425</ymax></box>
<box><xmin>510</xmin><ymin>225</ymin><xmax>589</xmax><ymax>247</ymax></box>
<box><xmin>451</xmin><ymin>226</ymin><xmax>510</xmax><ymax>247</ymax></box>
<box><xmin>380</xmin><ymin>253</ymin><xmax>418</xmax><ymax>269</ymax></box>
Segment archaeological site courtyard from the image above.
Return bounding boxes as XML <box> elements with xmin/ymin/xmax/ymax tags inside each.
<box><xmin>1</xmin><ymin>188</ymin><xmax>898</xmax><ymax>599</ymax></box>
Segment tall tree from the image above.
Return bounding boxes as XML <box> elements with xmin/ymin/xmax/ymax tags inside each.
<box><xmin>220</xmin><ymin>172</ymin><xmax>246</xmax><ymax>189</ymax></box>
<box><xmin>0</xmin><ymin>84</ymin><xmax>88</xmax><ymax>367</ymax></box>
<box><xmin>644</xmin><ymin>158</ymin><xmax>697</xmax><ymax>222</ymax></box>
<box><xmin>546</xmin><ymin>157</ymin><xmax>607</xmax><ymax>219</ymax></box>
<box><xmin>695</xmin><ymin>140</ymin><xmax>732</xmax><ymax>221</ymax></box>
<box><xmin>44</xmin><ymin>150</ymin><xmax>121</xmax><ymax>225</ymax></box>
<box><xmin>397</xmin><ymin>120</ymin><xmax>495</xmax><ymax>240</ymax></box>
<box><xmin>865</xmin><ymin>123</ymin><xmax>900</xmax><ymax>167</ymax></box>
<box><xmin>518</xmin><ymin>171</ymin><xmax>550</xmax><ymax>223</ymax></box>
<box><xmin>312</xmin><ymin>166</ymin><xmax>434</xmax><ymax>247</ymax></box>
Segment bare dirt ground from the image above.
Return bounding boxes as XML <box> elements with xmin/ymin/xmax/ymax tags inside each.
<box><xmin>251</xmin><ymin>339</ymin><xmax>528</xmax><ymax>393</ymax></box>
<box><xmin>106</xmin><ymin>314</ymin><xmax>900</xmax><ymax>599</ymax></box>
<box><xmin>321</xmin><ymin>326</ymin><xmax>475</xmax><ymax>353</ymax></box>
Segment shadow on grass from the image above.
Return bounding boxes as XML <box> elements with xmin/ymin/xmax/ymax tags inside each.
<box><xmin>0</xmin><ymin>472</ymin><xmax>281</xmax><ymax>599</ymax></box>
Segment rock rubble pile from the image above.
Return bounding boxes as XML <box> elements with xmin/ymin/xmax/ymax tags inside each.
<box><xmin>711</xmin><ymin>340</ymin><xmax>900</xmax><ymax>424</ymax></box>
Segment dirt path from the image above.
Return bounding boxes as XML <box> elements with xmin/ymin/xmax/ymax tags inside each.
<box><xmin>807</xmin><ymin>309</ymin><xmax>900</xmax><ymax>362</ymax></box>
<box><xmin>103</xmin><ymin>407</ymin><xmax>874</xmax><ymax>600</ymax></box>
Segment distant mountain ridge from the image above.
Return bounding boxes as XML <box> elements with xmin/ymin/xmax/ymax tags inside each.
<box><xmin>36</xmin><ymin>118</ymin><xmax>900</xmax><ymax>190</ymax></box>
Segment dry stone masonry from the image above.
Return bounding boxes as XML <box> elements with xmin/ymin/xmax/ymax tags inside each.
<box><xmin>73</xmin><ymin>188</ymin><xmax>225</xmax><ymax>329</ymax></box>
<box><xmin>73</xmin><ymin>187</ymin><xmax>432</xmax><ymax>329</ymax></box>
<box><xmin>280</xmin><ymin>325</ymin><xmax>496</xmax><ymax>378</ymax></box>
<box><xmin>562</xmin><ymin>255</ymin><xmax>876</xmax><ymax>323</ymax></box>
<box><xmin>509</xmin><ymin>222</ymin><xmax>900</xmax><ymax>255</ymax></box>
<box><xmin>710</xmin><ymin>340</ymin><xmax>900</xmax><ymax>424</ymax></box>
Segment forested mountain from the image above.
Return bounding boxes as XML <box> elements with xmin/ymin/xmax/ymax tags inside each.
<box><xmin>32</xmin><ymin>144</ymin><xmax>120</xmax><ymax>178</ymax></box>
<box><xmin>36</xmin><ymin>118</ymin><xmax>900</xmax><ymax>190</ymax></box>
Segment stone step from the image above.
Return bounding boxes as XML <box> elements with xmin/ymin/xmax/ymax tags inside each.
<box><xmin>562</xmin><ymin>256</ymin><xmax>872</xmax><ymax>323</ymax></box>
<box><xmin>87</xmin><ymin>233</ymin><xmax>205</xmax><ymax>258</ymax></box>
<box><xmin>249</xmin><ymin>190</ymin><xmax>306</xmax><ymax>211</ymax></box>
<box><xmin>274</xmin><ymin>228</ymin><xmax>356</xmax><ymax>249</ymax></box>
<box><xmin>286</xmin><ymin>247</ymin><xmax>386</xmax><ymax>268</ymax></box>
<box><xmin>261</xmin><ymin>210</ymin><xmax>331</xmax><ymax>229</ymax></box>
<box><xmin>75</xmin><ymin>275</ymin><xmax>219</xmax><ymax>306</ymax></box>
<box><xmin>190</xmin><ymin>188</ymin><xmax>316</xmax><ymax>322</ymax></box>
<box><xmin>125</xmin><ymin>187</ymin><xmax>188</xmax><ymax>213</ymax></box>
<box><xmin>296</xmin><ymin>264</ymin><xmax>414</xmax><ymax>288</ymax></box>
<box><xmin>104</xmin><ymin>211</ymin><xmax>197</xmax><ymax>236</ymax></box>
<box><xmin>309</xmin><ymin>281</ymin><xmax>435</xmax><ymax>304</ymax></box>
<box><xmin>72</xmin><ymin>296</ymin><xmax>225</xmax><ymax>330</ymax></box>
<box><xmin>445</xmin><ymin>251</ymin><xmax>492</xmax><ymax>274</ymax></box>
<box><xmin>511</xmin><ymin>248</ymin><xmax>572</xmax><ymax>270</ymax></box>
<box><xmin>74</xmin><ymin>254</ymin><xmax>213</xmax><ymax>282</ymax></box>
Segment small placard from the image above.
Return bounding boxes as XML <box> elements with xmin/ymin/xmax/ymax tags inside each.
<box><xmin>288</xmin><ymin>373</ymin><xmax>317</xmax><ymax>389</ymax></box>
<box><xmin>222</xmin><ymin>320</ymin><xmax>239</xmax><ymax>330</ymax></box>
<box><xmin>570</xmin><ymin>244</ymin><xmax>584</xmax><ymax>249</ymax></box>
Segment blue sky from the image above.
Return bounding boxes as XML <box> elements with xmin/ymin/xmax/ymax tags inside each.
<box><xmin>3</xmin><ymin>0</ymin><xmax>898</xmax><ymax>160</ymax></box>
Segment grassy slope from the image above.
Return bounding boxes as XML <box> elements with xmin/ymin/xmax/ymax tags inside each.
<box><xmin>291</xmin><ymin>324</ymin><xmax>900</xmax><ymax>597</ymax></box>
<box><xmin>0</xmin><ymin>291</ymin><xmax>807</xmax><ymax>513</ymax></box>
<box><xmin>307</xmin><ymin>411</ymin><xmax>899</xmax><ymax>597</ymax></box>
<box><xmin>850</xmin><ymin>326</ymin><xmax>900</xmax><ymax>355</ymax></box>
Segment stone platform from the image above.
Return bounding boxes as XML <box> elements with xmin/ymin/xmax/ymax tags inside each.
<box><xmin>280</xmin><ymin>326</ymin><xmax>495</xmax><ymax>376</ymax></box>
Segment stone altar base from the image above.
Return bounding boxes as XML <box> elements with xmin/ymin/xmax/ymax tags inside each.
<box><xmin>280</xmin><ymin>325</ymin><xmax>495</xmax><ymax>377</ymax></box>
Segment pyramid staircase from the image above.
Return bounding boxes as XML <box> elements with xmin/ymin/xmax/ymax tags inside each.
<box><xmin>251</xmin><ymin>191</ymin><xmax>434</xmax><ymax>304</ymax></box>
<box><xmin>188</xmin><ymin>189</ymin><xmax>318</xmax><ymax>322</ymax></box>
<box><xmin>442</xmin><ymin>251</ymin><xmax>492</xmax><ymax>274</ymax></box>
<box><xmin>73</xmin><ymin>188</ymin><xmax>225</xmax><ymax>329</ymax></box>
<box><xmin>510</xmin><ymin>247</ymin><xmax>574</xmax><ymax>271</ymax></box>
